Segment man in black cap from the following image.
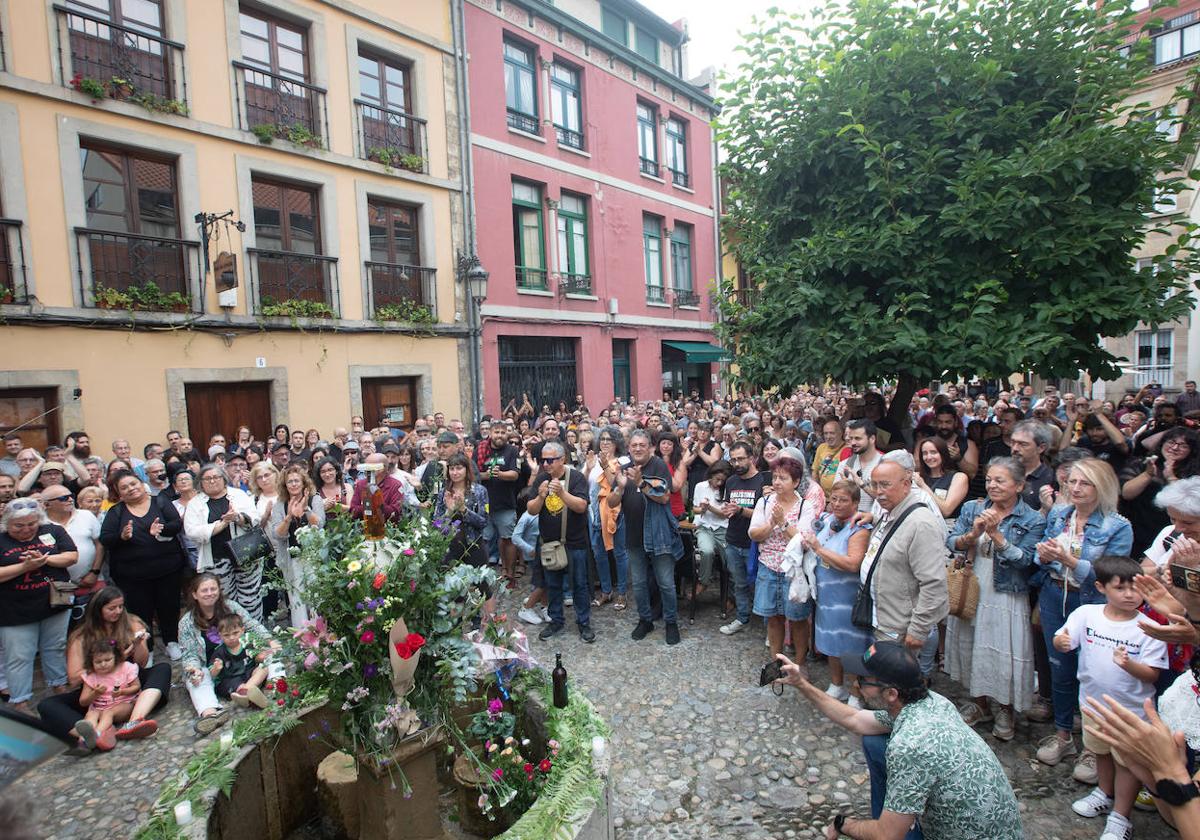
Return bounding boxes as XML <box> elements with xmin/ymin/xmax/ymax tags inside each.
<box><xmin>775</xmin><ymin>642</ymin><xmax>1022</xmax><ymax>840</ymax></box>
<box><xmin>420</xmin><ymin>431</ymin><xmax>461</xmax><ymax>499</ymax></box>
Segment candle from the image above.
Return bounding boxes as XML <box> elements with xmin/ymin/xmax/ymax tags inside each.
<box><xmin>174</xmin><ymin>800</ymin><xmax>193</xmax><ymax>826</ymax></box>
<box><xmin>220</xmin><ymin>731</ymin><xmax>234</xmax><ymax>750</ymax></box>
<box><xmin>591</xmin><ymin>736</ymin><xmax>606</xmax><ymax>763</ymax></box>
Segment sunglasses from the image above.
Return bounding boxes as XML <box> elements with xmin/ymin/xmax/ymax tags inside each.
<box><xmin>45</xmin><ymin>495</ymin><xmax>73</xmax><ymax>503</ymax></box>
<box><xmin>540</xmin><ymin>456</ymin><xmax>561</xmax><ymax>464</ymax></box>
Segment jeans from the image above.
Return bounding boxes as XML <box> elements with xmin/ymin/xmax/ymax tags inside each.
<box><xmin>863</xmin><ymin>734</ymin><xmax>925</xmax><ymax>840</ymax></box>
<box><xmin>545</xmin><ymin>548</ymin><xmax>591</xmax><ymax>629</ymax></box>
<box><xmin>628</xmin><ymin>544</ymin><xmax>678</xmax><ymax>625</ymax></box>
<box><xmin>724</xmin><ymin>543</ymin><xmax>752</xmax><ymax>623</ymax></box>
<box><xmin>483</xmin><ymin>515</ymin><xmax>499</xmax><ymax>564</ymax></box>
<box><xmin>0</xmin><ymin>609</ymin><xmax>71</xmax><ymax>703</ymax></box>
<box><xmin>694</xmin><ymin>526</ymin><xmax>726</xmax><ymax>586</ymax></box>
<box><xmin>1039</xmin><ymin>579</ymin><xmax>1083</xmax><ymax>733</ymax></box>
<box><xmin>589</xmin><ymin>514</ymin><xmax>628</xmax><ymax>595</ymax></box>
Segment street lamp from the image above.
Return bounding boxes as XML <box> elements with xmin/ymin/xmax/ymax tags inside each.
<box><xmin>467</xmin><ymin>261</ymin><xmax>489</xmax><ymax>303</ymax></box>
<box><xmin>458</xmin><ymin>253</ymin><xmax>489</xmax><ymax>426</ymax></box>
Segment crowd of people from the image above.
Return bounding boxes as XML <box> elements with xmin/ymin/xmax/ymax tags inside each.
<box><xmin>4</xmin><ymin>378</ymin><xmax>1200</xmax><ymax>839</ymax></box>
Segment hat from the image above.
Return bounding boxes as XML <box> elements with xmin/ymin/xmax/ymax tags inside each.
<box><xmin>436</xmin><ymin>431</ymin><xmax>459</xmax><ymax>445</ymax></box>
<box><xmin>41</xmin><ymin>461</ymin><xmax>66</xmax><ymax>472</ymax></box>
<box><xmin>343</xmin><ymin>440</ymin><xmax>360</xmax><ymax>451</ymax></box>
<box><xmin>798</xmin><ymin>420</ymin><xmax>813</xmax><ymax>433</ymax></box>
<box><xmin>381</xmin><ymin>443</ymin><xmax>400</xmax><ymax>454</ymax></box>
<box><xmin>861</xmin><ymin>641</ymin><xmax>924</xmax><ymax>691</ymax></box>
<box><xmin>207</xmin><ymin>445</ymin><xmax>226</xmax><ymax>458</ymax></box>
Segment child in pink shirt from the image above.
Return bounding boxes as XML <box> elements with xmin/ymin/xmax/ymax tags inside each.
<box><xmin>72</xmin><ymin>639</ymin><xmax>141</xmax><ymax>752</ymax></box>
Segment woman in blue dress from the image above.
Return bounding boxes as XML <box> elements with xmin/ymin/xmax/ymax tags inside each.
<box><xmin>802</xmin><ymin>479</ymin><xmax>873</xmax><ymax>708</ymax></box>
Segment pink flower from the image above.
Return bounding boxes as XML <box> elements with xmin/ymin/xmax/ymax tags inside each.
<box><xmin>491</xmin><ymin>767</ymin><xmax>504</xmax><ymax>780</ymax></box>
<box><xmin>360</xmin><ymin>630</ymin><xmax>376</xmax><ymax>644</ymax></box>
<box><xmin>409</xmin><ymin>579</ymin><xmax>417</xmax><ymax>592</ymax></box>
<box><xmin>303</xmin><ymin>652</ymin><xmax>319</xmax><ymax>670</ymax></box>
<box><xmin>487</xmin><ymin>698</ymin><xmax>504</xmax><ymax>715</ymax></box>
<box><xmin>403</xmin><ymin>548</ymin><xmax>415</xmax><ymax>556</ymax></box>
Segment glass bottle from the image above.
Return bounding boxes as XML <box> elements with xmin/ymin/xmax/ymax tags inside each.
<box><xmin>363</xmin><ymin>467</ymin><xmax>385</xmax><ymax>540</ymax></box>
<box><xmin>552</xmin><ymin>653</ymin><xmax>568</xmax><ymax>709</ymax></box>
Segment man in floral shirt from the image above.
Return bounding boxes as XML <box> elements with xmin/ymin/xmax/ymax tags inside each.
<box><xmin>775</xmin><ymin>641</ymin><xmax>1022</xmax><ymax>840</ymax></box>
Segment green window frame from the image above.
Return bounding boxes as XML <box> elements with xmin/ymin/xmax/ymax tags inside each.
<box><xmin>503</xmin><ymin>39</ymin><xmax>538</xmax><ymax>132</ymax></box>
<box><xmin>550</xmin><ymin>62</ymin><xmax>584</xmax><ymax>149</ymax></box>
<box><xmin>666</xmin><ymin>117</ymin><xmax>687</xmax><ymax>182</ymax></box>
<box><xmin>643</xmin><ymin>214</ymin><xmax>663</xmax><ymax>301</ymax></box>
<box><xmin>556</xmin><ymin>193</ymin><xmax>589</xmax><ymax>281</ymax></box>
<box><xmin>670</xmin><ymin>225</ymin><xmax>692</xmax><ymax>291</ymax></box>
<box><xmin>637</xmin><ymin>102</ymin><xmax>657</xmax><ymax>174</ymax></box>
<box><xmin>512</xmin><ymin>181</ymin><xmax>546</xmax><ymax>289</ymax></box>
<box><xmin>634</xmin><ymin>26</ymin><xmax>658</xmax><ymax>64</ymax></box>
<box><xmin>601</xmin><ymin>7</ymin><xmax>627</xmax><ymax>46</ymax></box>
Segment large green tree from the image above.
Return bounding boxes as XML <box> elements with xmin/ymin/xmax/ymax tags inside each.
<box><xmin>718</xmin><ymin>0</ymin><xmax>1198</xmax><ymax>413</ymax></box>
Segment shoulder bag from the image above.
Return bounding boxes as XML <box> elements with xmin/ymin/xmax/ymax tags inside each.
<box><xmin>540</xmin><ymin>467</ymin><xmax>572</xmax><ymax>572</ymax></box>
<box><xmin>947</xmin><ymin>544</ymin><xmax>982</xmax><ymax>622</ymax></box>
<box><xmin>229</xmin><ymin>514</ymin><xmax>271</xmax><ymax>569</ymax></box>
<box><xmin>851</xmin><ymin>505</ymin><xmax>919</xmax><ymax>630</ymax></box>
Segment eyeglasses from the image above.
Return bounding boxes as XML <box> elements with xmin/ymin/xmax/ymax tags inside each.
<box><xmin>867</xmin><ymin>480</ymin><xmax>899</xmax><ymax>491</ymax></box>
<box><xmin>201</xmin><ymin>475</ymin><xmax>224</xmax><ymax>483</ymax></box>
<box><xmin>45</xmin><ymin>495</ymin><xmax>73</xmax><ymax>503</ymax></box>
<box><xmin>858</xmin><ymin>677</ymin><xmax>890</xmax><ymax>691</ymax></box>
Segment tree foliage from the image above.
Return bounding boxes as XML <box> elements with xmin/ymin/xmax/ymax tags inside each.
<box><xmin>717</xmin><ymin>0</ymin><xmax>1199</xmax><ymax>395</ymax></box>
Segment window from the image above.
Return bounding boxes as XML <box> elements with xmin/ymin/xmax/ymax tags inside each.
<box><xmin>1136</xmin><ymin>329</ymin><xmax>1174</xmax><ymax>387</ymax></box>
<box><xmin>1152</xmin><ymin>181</ymin><xmax>1178</xmax><ymax>215</ymax></box>
<box><xmin>252</xmin><ymin>179</ymin><xmax>319</xmax><ymax>253</ymax></box>
<box><xmin>357</xmin><ymin>50</ymin><xmax>421</xmax><ymax>161</ymax></box>
<box><xmin>550</xmin><ymin>62</ymin><xmax>584</xmax><ymax>149</ymax></box>
<box><xmin>250</xmin><ymin>178</ymin><xmax>333</xmax><ymax>311</ymax></box>
<box><xmin>504</xmin><ymin>39</ymin><xmax>539</xmax><ymax>134</ymax></box>
<box><xmin>670</xmin><ymin>224</ymin><xmax>692</xmax><ymax>292</ymax></box>
<box><xmin>665</xmin><ymin>117</ymin><xmax>688</xmax><ymax>187</ymax></box>
<box><xmin>63</xmin><ymin>0</ymin><xmax>175</xmax><ymax>98</ymax></box>
<box><xmin>1153</xmin><ymin>17</ymin><xmax>1200</xmax><ymax>65</ymax></box>
<box><xmin>601</xmin><ymin>8</ymin><xmax>627</xmax><ymax>46</ymax></box>
<box><xmin>637</xmin><ymin>102</ymin><xmax>658</xmax><ymax>176</ymax></box>
<box><xmin>671</xmin><ymin>47</ymin><xmax>683</xmax><ymax>77</ymax></box>
<box><xmin>81</xmin><ymin>143</ymin><xmax>179</xmax><ymax>236</ymax></box>
<box><xmin>512</xmin><ymin>181</ymin><xmax>546</xmax><ymax>289</ymax></box>
<box><xmin>366</xmin><ymin>200</ymin><xmax>432</xmax><ymax>319</ymax></box>
<box><xmin>237</xmin><ymin>9</ymin><xmax>320</xmax><ymax>141</ymax></box>
<box><xmin>556</xmin><ymin>193</ymin><xmax>589</xmax><ymax>291</ymax></box>
<box><xmin>634</xmin><ymin>26</ymin><xmax>658</xmax><ymax>64</ymax></box>
<box><xmin>367</xmin><ymin>200</ymin><xmax>420</xmax><ymax>266</ymax></box>
<box><xmin>239</xmin><ymin>9</ymin><xmax>307</xmax><ymax>82</ymax></box>
<box><xmin>643</xmin><ymin>214</ymin><xmax>664</xmax><ymax>302</ymax></box>
<box><xmin>358</xmin><ymin>51</ymin><xmax>411</xmax><ymax>114</ymax></box>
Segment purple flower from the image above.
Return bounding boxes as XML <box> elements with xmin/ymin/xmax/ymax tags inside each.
<box><xmin>364</xmin><ymin>663</ymin><xmax>378</xmax><ymax>679</ymax></box>
<box><xmin>487</xmin><ymin>698</ymin><xmax>504</xmax><ymax>715</ymax></box>
<box><xmin>355</xmin><ymin>601</ymin><xmax>364</xmax><ymax>610</ymax></box>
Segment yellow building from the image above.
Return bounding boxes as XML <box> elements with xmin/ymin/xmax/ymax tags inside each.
<box><xmin>0</xmin><ymin>0</ymin><xmax>471</xmax><ymax>451</ymax></box>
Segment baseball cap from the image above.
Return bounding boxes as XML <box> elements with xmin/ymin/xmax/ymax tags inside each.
<box><xmin>436</xmin><ymin>431</ymin><xmax>459</xmax><ymax>445</ymax></box>
<box><xmin>41</xmin><ymin>461</ymin><xmax>67</xmax><ymax>472</ymax></box>
<box><xmin>861</xmin><ymin>641</ymin><xmax>923</xmax><ymax>691</ymax></box>
<box><xmin>381</xmin><ymin>443</ymin><xmax>400</xmax><ymax>455</ymax></box>
<box><xmin>207</xmin><ymin>445</ymin><xmax>226</xmax><ymax>459</ymax></box>
<box><xmin>343</xmin><ymin>440</ymin><xmax>360</xmax><ymax>451</ymax></box>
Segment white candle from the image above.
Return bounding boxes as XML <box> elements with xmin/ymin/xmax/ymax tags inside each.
<box><xmin>220</xmin><ymin>731</ymin><xmax>234</xmax><ymax>750</ymax></box>
<box><xmin>591</xmin><ymin>736</ymin><xmax>606</xmax><ymax>762</ymax></box>
<box><xmin>174</xmin><ymin>800</ymin><xmax>193</xmax><ymax>826</ymax></box>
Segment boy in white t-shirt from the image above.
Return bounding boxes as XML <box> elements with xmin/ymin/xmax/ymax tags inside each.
<box><xmin>1054</xmin><ymin>556</ymin><xmax>1168</xmax><ymax>840</ymax></box>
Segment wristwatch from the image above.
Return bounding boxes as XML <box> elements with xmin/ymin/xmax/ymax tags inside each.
<box><xmin>833</xmin><ymin>814</ymin><xmax>847</xmax><ymax>835</ymax></box>
<box><xmin>1155</xmin><ymin>777</ymin><xmax>1200</xmax><ymax>806</ymax></box>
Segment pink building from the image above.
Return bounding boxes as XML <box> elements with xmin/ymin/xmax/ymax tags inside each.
<box><xmin>464</xmin><ymin>0</ymin><xmax>722</xmax><ymax>415</ymax></box>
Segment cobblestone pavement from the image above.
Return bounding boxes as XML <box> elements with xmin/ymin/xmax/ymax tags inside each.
<box><xmin>6</xmin><ymin>587</ymin><xmax>1179</xmax><ymax>839</ymax></box>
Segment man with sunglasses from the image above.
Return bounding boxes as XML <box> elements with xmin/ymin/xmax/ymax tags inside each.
<box><xmin>41</xmin><ymin>484</ymin><xmax>102</xmax><ymax>596</ymax></box>
<box><xmin>774</xmin><ymin>641</ymin><xmax>1022</xmax><ymax>840</ymax></box>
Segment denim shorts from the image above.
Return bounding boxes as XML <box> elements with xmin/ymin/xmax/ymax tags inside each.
<box><xmin>752</xmin><ymin>565</ymin><xmax>813</xmax><ymax>621</ymax></box>
<box><xmin>490</xmin><ymin>508</ymin><xmax>517</xmax><ymax>539</ymax></box>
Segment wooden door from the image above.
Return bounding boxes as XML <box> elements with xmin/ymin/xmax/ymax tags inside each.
<box><xmin>362</xmin><ymin>377</ymin><xmax>417</xmax><ymax>431</ymax></box>
<box><xmin>185</xmin><ymin>382</ymin><xmax>272</xmax><ymax>449</ymax></box>
<box><xmin>0</xmin><ymin>388</ymin><xmax>59</xmax><ymax>452</ymax></box>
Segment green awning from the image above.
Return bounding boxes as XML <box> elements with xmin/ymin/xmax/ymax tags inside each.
<box><xmin>662</xmin><ymin>340</ymin><xmax>730</xmax><ymax>363</ymax></box>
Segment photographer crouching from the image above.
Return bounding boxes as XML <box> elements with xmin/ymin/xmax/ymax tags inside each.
<box><xmin>774</xmin><ymin>642</ymin><xmax>1022</xmax><ymax>840</ymax></box>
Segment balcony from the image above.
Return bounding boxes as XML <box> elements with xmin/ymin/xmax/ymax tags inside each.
<box><xmin>646</xmin><ymin>284</ymin><xmax>667</xmax><ymax>304</ymax></box>
<box><xmin>555</xmin><ymin>126</ymin><xmax>584</xmax><ymax>150</ymax></box>
<box><xmin>516</xmin><ymin>266</ymin><xmax>548</xmax><ymax>291</ymax></box>
<box><xmin>507</xmin><ymin>109</ymin><xmax>540</xmax><ymax>135</ymax></box>
<box><xmin>233</xmin><ymin>62</ymin><xmax>327</xmax><ymax>148</ymax></box>
<box><xmin>732</xmin><ymin>287</ymin><xmax>761</xmax><ymax>308</ymax></box>
<box><xmin>669</xmin><ymin>168</ymin><xmax>690</xmax><ymax>189</ymax></box>
<box><xmin>355</xmin><ymin>100</ymin><xmax>428</xmax><ymax>174</ymax></box>
<box><xmin>55</xmin><ymin>4</ymin><xmax>187</xmax><ymax>106</ymax></box>
<box><xmin>0</xmin><ymin>220</ymin><xmax>27</xmax><ymax>303</ymax></box>
<box><xmin>558</xmin><ymin>274</ymin><xmax>592</xmax><ymax>296</ymax></box>
<box><xmin>639</xmin><ymin>157</ymin><xmax>660</xmax><ymax>178</ymax></box>
<box><xmin>74</xmin><ymin>228</ymin><xmax>200</xmax><ymax>312</ymax></box>
<box><xmin>366</xmin><ymin>262</ymin><xmax>437</xmax><ymax>322</ymax></box>
<box><xmin>247</xmin><ymin>249</ymin><xmax>339</xmax><ymax>318</ymax></box>
<box><xmin>1134</xmin><ymin>365</ymin><xmax>1174</xmax><ymax>389</ymax></box>
<box><xmin>672</xmin><ymin>288</ymin><xmax>699</xmax><ymax>308</ymax></box>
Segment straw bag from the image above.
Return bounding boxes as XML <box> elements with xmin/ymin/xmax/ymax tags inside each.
<box><xmin>947</xmin><ymin>551</ymin><xmax>980</xmax><ymax>622</ymax></box>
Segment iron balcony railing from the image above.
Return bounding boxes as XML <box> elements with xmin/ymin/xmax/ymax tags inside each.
<box><xmin>1134</xmin><ymin>365</ymin><xmax>1174</xmax><ymax>389</ymax></box>
<box><xmin>558</xmin><ymin>274</ymin><xmax>592</xmax><ymax>296</ymax></box>
<box><xmin>507</xmin><ymin>109</ymin><xmax>540</xmax><ymax>135</ymax></box>
<box><xmin>233</xmin><ymin>61</ymin><xmax>328</xmax><ymax>147</ymax></box>
<box><xmin>639</xmin><ymin>157</ymin><xmax>660</xmax><ymax>177</ymax></box>
<box><xmin>365</xmin><ymin>262</ymin><xmax>437</xmax><ymax>320</ymax></box>
<box><xmin>555</xmin><ymin>126</ymin><xmax>584</xmax><ymax>150</ymax></box>
<box><xmin>54</xmin><ymin>4</ymin><xmax>187</xmax><ymax>104</ymax></box>
<box><xmin>672</xmin><ymin>288</ymin><xmax>700</xmax><ymax>308</ymax></box>
<box><xmin>74</xmin><ymin>227</ymin><xmax>200</xmax><ymax>311</ymax></box>
<box><xmin>646</xmin><ymin>283</ymin><xmax>667</xmax><ymax>304</ymax></box>
<box><xmin>669</xmin><ymin>168</ymin><xmax>690</xmax><ymax>189</ymax></box>
<box><xmin>355</xmin><ymin>99</ymin><xmax>428</xmax><ymax>173</ymax></box>
<box><xmin>733</xmin><ymin>287</ymin><xmax>761</xmax><ymax>309</ymax></box>
<box><xmin>0</xmin><ymin>219</ymin><xmax>27</xmax><ymax>303</ymax></box>
<box><xmin>516</xmin><ymin>266</ymin><xmax>548</xmax><ymax>291</ymax></box>
<box><xmin>247</xmin><ymin>248</ymin><xmax>339</xmax><ymax>317</ymax></box>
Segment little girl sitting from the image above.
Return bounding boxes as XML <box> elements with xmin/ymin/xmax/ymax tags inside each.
<box><xmin>73</xmin><ymin>639</ymin><xmax>142</xmax><ymax>752</ymax></box>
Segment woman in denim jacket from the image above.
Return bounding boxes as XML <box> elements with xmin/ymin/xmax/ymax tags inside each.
<box><xmin>1032</xmin><ymin>458</ymin><xmax>1132</xmax><ymax>772</ymax></box>
<box><xmin>944</xmin><ymin>457</ymin><xmax>1046</xmax><ymax>742</ymax></box>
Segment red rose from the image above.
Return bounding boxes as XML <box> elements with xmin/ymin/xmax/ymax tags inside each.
<box><xmin>538</xmin><ymin>758</ymin><xmax>551</xmax><ymax>773</ymax></box>
<box><xmin>394</xmin><ymin>632</ymin><xmax>426</xmax><ymax>660</ymax></box>
<box><xmin>360</xmin><ymin>630</ymin><xmax>376</xmax><ymax>644</ymax></box>
<box><xmin>291</xmin><ymin>689</ymin><xmax>300</xmax><ymax>697</ymax></box>
<box><xmin>372</xmin><ymin>572</ymin><xmax>387</xmax><ymax>590</ymax></box>
<box><xmin>523</xmin><ymin>763</ymin><xmax>533</xmax><ymax>774</ymax></box>
<box><xmin>277</xmin><ymin>698</ymin><xmax>286</xmax><ymax>706</ymax></box>
<box><xmin>275</xmin><ymin>678</ymin><xmax>288</xmax><ymax>693</ymax></box>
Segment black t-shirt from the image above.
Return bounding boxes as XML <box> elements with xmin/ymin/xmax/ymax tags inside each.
<box><xmin>207</xmin><ymin>496</ymin><xmax>234</xmax><ymax>562</ymax></box>
<box><xmin>99</xmin><ymin>496</ymin><xmax>185</xmax><ymax>580</ymax></box>
<box><xmin>481</xmin><ymin>444</ymin><xmax>519</xmax><ymax>511</ymax></box>
<box><xmin>723</xmin><ymin>471</ymin><xmax>768</xmax><ymax>548</ymax></box>
<box><xmin>1077</xmin><ymin>436</ymin><xmax>1128</xmax><ymax>476</ymax></box>
<box><xmin>0</xmin><ymin>523</ymin><xmax>75</xmax><ymax>626</ymax></box>
<box><xmin>1020</xmin><ymin>463</ymin><xmax>1056</xmax><ymax>511</ymax></box>
<box><xmin>532</xmin><ymin>468</ymin><xmax>589</xmax><ymax>550</ymax></box>
<box><xmin>686</xmin><ymin>441</ymin><xmax>719</xmax><ymax>492</ymax></box>
<box><xmin>620</xmin><ymin>455</ymin><xmax>673</xmax><ymax>549</ymax></box>
<box><xmin>211</xmin><ymin>642</ymin><xmax>255</xmax><ymax>684</ymax></box>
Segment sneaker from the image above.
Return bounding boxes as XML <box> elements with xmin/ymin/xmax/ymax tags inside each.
<box><xmin>96</xmin><ymin>727</ymin><xmax>117</xmax><ymax>752</ymax></box>
<box><xmin>194</xmin><ymin>707</ymin><xmax>230</xmax><ymax>737</ymax></box>
<box><xmin>719</xmin><ymin>618</ymin><xmax>748</xmax><ymax>636</ymax></box>
<box><xmin>166</xmin><ymin>641</ymin><xmax>183</xmax><ymax>661</ymax></box>
<box><xmin>517</xmin><ymin>607</ymin><xmax>545</xmax><ymax>625</ymax></box>
<box><xmin>538</xmin><ymin>623</ymin><xmax>565</xmax><ymax>641</ymax></box>
<box><xmin>992</xmin><ymin>708</ymin><xmax>1016</xmax><ymax>741</ymax></box>
<box><xmin>579</xmin><ymin>625</ymin><xmax>596</xmax><ymax>643</ymax></box>
<box><xmin>564</xmin><ymin>596</ymin><xmax>574</xmax><ymax>607</ymax></box>
<box><xmin>665</xmin><ymin>623</ymin><xmax>680</xmax><ymax>645</ymax></box>
<box><xmin>1036</xmin><ymin>734</ymin><xmax>1077</xmax><ymax>766</ymax></box>
<box><xmin>1099</xmin><ymin>812</ymin><xmax>1133</xmax><ymax>840</ymax></box>
<box><xmin>631</xmin><ymin>620</ymin><xmax>655</xmax><ymax>641</ymax></box>
<box><xmin>116</xmin><ymin>719</ymin><xmax>158</xmax><ymax>740</ymax></box>
<box><xmin>847</xmin><ymin>695</ymin><xmax>863</xmax><ymax>710</ymax></box>
<box><xmin>1134</xmin><ymin>787</ymin><xmax>1156</xmax><ymax>811</ymax></box>
<box><xmin>824</xmin><ymin>684</ymin><xmax>850</xmax><ymax>702</ymax></box>
<box><xmin>1073</xmin><ymin>750</ymin><xmax>1099</xmax><ymax>785</ymax></box>
<box><xmin>537</xmin><ymin>606</ymin><xmax>552</xmax><ymax>623</ymax></box>
<box><xmin>958</xmin><ymin>701</ymin><xmax>995</xmax><ymax>727</ymax></box>
<box><xmin>68</xmin><ymin>737</ymin><xmax>93</xmax><ymax>756</ymax></box>
<box><xmin>74</xmin><ymin>719</ymin><xmax>98</xmax><ymax>751</ymax></box>
<box><xmin>613</xmin><ymin>594</ymin><xmax>627</xmax><ymax>611</ymax></box>
<box><xmin>1026</xmin><ymin>696</ymin><xmax>1053</xmax><ymax>723</ymax></box>
<box><xmin>1071</xmin><ymin>787</ymin><xmax>1113</xmax><ymax>818</ymax></box>
<box><xmin>592</xmin><ymin>592</ymin><xmax>612</xmax><ymax>608</ymax></box>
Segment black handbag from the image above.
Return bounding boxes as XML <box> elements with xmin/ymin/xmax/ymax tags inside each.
<box><xmin>852</xmin><ymin>506</ymin><xmax>919</xmax><ymax>630</ymax></box>
<box><xmin>228</xmin><ymin>525</ymin><xmax>271</xmax><ymax>569</ymax></box>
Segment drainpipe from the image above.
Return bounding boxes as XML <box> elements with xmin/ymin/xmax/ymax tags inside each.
<box><xmin>710</xmin><ymin>111</ymin><xmax>726</xmax><ymax>400</ymax></box>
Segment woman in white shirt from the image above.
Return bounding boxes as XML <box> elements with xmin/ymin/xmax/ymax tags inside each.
<box><xmin>692</xmin><ymin>460</ymin><xmax>732</xmax><ymax>599</ymax></box>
